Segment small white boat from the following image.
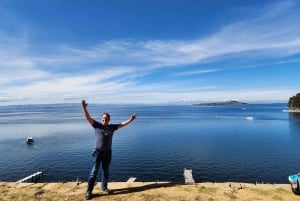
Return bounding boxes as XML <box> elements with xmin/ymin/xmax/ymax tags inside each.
<box><xmin>245</xmin><ymin>116</ymin><xmax>254</xmax><ymax>120</ymax></box>
<box><xmin>26</xmin><ymin>137</ymin><xmax>34</xmax><ymax>144</ymax></box>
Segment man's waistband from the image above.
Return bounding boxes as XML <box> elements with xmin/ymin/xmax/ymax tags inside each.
<box><xmin>93</xmin><ymin>148</ymin><xmax>112</xmax><ymax>154</ymax></box>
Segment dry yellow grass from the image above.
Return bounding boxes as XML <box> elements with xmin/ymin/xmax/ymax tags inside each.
<box><xmin>0</xmin><ymin>181</ymin><xmax>299</xmax><ymax>201</ymax></box>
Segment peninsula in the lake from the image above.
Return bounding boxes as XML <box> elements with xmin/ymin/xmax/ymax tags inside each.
<box><xmin>192</xmin><ymin>100</ymin><xmax>247</xmax><ymax>106</ymax></box>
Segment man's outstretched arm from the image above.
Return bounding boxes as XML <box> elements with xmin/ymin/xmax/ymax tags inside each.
<box><xmin>82</xmin><ymin>100</ymin><xmax>94</xmax><ymax>126</ymax></box>
<box><xmin>118</xmin><ymin>114</ymin><xmax>137</xmax><ymax>129</ymax></box>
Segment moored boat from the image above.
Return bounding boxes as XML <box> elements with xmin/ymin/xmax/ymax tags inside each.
<box><xmin>26</xmin><ymin>137</ymin><xmax>34</xmax><ymax>144</ymax></box>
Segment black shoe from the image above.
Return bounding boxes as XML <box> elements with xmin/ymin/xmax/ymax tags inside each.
<box><xmin>102</xmin><ymin>188</ymin><xmax>111</xmax><ymax>194</ymax></box>
<box><xmin>85</xmin><ymin>191</ymin><xmax>92</xmax><ymax>200</ymax></box>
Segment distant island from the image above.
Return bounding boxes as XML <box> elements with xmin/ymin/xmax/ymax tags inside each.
<box><xmin>192</xmin><ymin>100</ymin><xmax>247</xmax><ymax>106</ymax></box>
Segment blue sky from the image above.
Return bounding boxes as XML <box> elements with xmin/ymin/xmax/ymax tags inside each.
<box><xmin>1</xmin><ymin>0</ymin><xmax>300</xmax><ymax>105</ymax></box>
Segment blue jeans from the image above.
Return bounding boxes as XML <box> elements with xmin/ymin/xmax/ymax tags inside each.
<box><xmin>87</xmin><ymin>151</ymin><xmax>112</xmax><ymax>193</ymax></box>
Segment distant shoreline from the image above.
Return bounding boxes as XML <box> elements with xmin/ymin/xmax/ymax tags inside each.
<box><xmin>192</xmin><ymin>100</ymin><xmax>247</xmax><ymax>106</ymax></box>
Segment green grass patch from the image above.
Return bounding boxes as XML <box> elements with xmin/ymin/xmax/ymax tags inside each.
<box><xmin>19</xmin><ymin>194</ymin><xmax>34</xmax><ymax>201</ymax></box>
<box><xmin>197</xmin><ymin>186</ymin><xmax>218</xmax><ymax>195</ymax></box>
<box><xmin>275</xmin><ymin>187</ymin><xmax>288</xmax><ymax>194</ymax></box>
<box><xmin>71</xmin><ymin>185</ymin><xmax>81</xmax><ymax>192</ymax></box>
<box><xmin>250</xmin><ymin>188</ymin><xmax>271</xmax><ymax>196</ymax></box>
<box><xmin>141</xmin><ymin>193</ymin><xmax>170</xmax><ymax>201</ymax></box>
<box><xmin>272</xmin><ymin>195</ymin><xmax>283</xmax><ymax>200</ymax></box>
<box><xmin>34</xmin><ymin>189</ymin><xmax>45</xmax><ymax>196</ymax></box>
<box><xmin>224</xmin><ymin>192</ymin><xmax>238</xmax><ymax>200</ymax></box>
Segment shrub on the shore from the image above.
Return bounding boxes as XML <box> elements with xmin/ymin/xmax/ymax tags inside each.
<box><xmin>288</xmin><ymin>93</ymin><xmax>300</xmax><ymax>110</ymax></box>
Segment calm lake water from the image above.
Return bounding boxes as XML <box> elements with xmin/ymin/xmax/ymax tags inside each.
<box><xmin>1</xmin><ymin>103</ymin><xmax>300</xmax><ymax>184</ymax></box>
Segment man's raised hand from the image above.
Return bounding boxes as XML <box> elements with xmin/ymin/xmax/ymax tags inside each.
<box><xmin>82</xmin><ymin>100</ymin><xmax>88</xmax><ymax>107</ymax></box>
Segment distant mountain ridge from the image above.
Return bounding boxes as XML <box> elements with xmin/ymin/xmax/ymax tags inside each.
<box><xmin>192</xmin><ymin>101</ymin><xmax>247</xmax><ymax>106</ymax></box>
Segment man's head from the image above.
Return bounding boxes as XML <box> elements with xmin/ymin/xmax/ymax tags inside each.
<box><xmin>101</xmin><ymin>113</ymin><xmax>110</xmax><ymax>126</ymax></box>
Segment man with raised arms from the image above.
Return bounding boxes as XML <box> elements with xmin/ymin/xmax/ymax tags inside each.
<box><xmin>82</xmin><ymin>100</ymin><xmax>137</xmax><ymax>200</ymax></box>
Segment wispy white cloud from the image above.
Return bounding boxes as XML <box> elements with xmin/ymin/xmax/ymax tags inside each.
<box><xmin>51</xmin><ymin>1</ymin><xmax>300</xmax><ymax>70</ymax></box>
<box><xmin>174</xmin><ymin>69</ymin><xmax>220</xmax><ymax>76</ymax></box>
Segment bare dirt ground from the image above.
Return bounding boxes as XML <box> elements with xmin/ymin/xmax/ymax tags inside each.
<box><xmin>1</xmin><ymin>181</ymin><xmax>299</xmax><ymax>201</ymax></box>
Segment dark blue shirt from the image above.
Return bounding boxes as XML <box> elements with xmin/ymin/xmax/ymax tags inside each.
<box><xmin>92</xmin><ymin>120</ymin><xmax>119</xmax><ymax>151</ymax></box>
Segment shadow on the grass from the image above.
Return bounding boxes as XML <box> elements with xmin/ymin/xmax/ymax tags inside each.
<box><xmin>92</xmin><ymin>182</ymin><xmax>182</xmax><ymax>198</ymax></box>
